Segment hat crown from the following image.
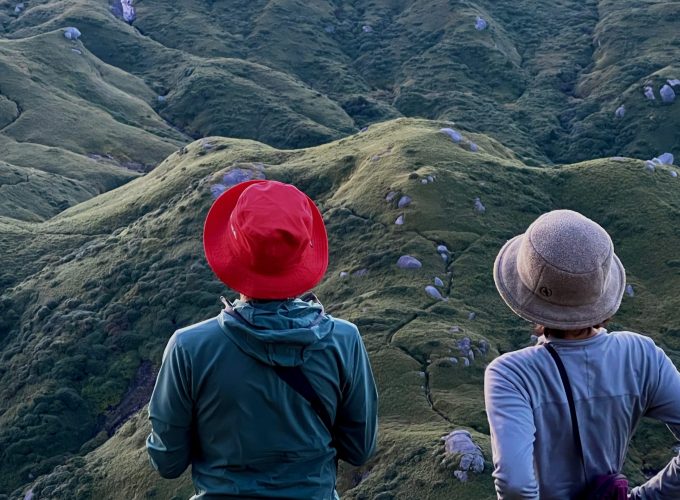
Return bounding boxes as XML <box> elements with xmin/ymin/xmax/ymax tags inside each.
<box><xmin>230</xmin><ymin>182</ymin><xmax>314</xmax><ymax>274</ymax></box>
<box><xmin>517</xmin><ymin>210</ymin><xmax>614</xmax><ymax>307</ymax></box>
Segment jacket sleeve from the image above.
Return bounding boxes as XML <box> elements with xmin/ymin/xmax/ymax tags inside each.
<box><xmin>334</xmin><ymin>332</ymin><xmax>378</xmax><ymax>466</ymax></box>
<box><xmin>484</xmin><ymin>362</ymin><xmax>539</xmax><ymax>500</ymax></box>
<box><xmin>630</xmin><ymin>347</ymin><xmax>680</xmax><ymax>500</ymax></box>
<box><xmin>146</xmin><ymin>333</ymin><xmax>193</xmax><ymax>479</ymax></box>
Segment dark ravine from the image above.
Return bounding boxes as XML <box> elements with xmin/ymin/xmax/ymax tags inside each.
<box><xmin>102</xmin><ymin>360</ymin><xmax>157</xmax><ymax>436</ymax></box>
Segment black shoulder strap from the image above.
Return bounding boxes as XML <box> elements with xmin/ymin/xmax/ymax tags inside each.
<box><xmin>544</xmin><ymin>343</ymin><xmax>588</xmax><ymax>480</ymax></box>
<box><xmin>272</xmin><ymin>365</ymin><xmax>335</xmax><ymax>439</ymax></box>
<box><xmin>222</xmin><ymin>302</ymin><xmax>335</xmax><ymax>441</ymax></box>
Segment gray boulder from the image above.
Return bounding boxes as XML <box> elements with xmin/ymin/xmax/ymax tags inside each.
<box><xmin>64</xmin><ymin>27</ymin><xmax>82</xmax><ymax>40</ymax></box>
<box><xmin>644</xmin><ymin>86</ymin><xmax>655</xmax><ymax>100</ymax></box>
<box><xmin>440</xmin><ymin>128</ymin><xmax>462</xmax><ymax>143</ymax></box>
<box><xmin>397</xmin><ymin>255</ymin><xmax>422</xmax><ymax>269</ymax></box>
<box><xmin>475</xmin><ymin>16</ymin><xmax>488</xmax><ymax>31</ymax></box>
<box><xmin>425</xmin><ymin>285</ymin><xmax>446</xmax><ymax>300</ymax></box>
<box><xmin>660</xmin><ymin>84</ymin><xmax>676</xmax><ymax>103</ymax></box>
<box><xmin>441</xmin><ymin>429</ymin><xmax>485</xmax><ymax>481</ymax></box>
<box><xmin>397</xmin><ymin>195</ymin><xmax>412</xmax><ymax>208</ymax></box>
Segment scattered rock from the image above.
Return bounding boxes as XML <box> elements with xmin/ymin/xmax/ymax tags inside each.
<box><xmin>457</xmin><ymin>337</ymin><xmax>472</xmax><ymax>355</ymax></box>
<box><xmin>468</xmin><ymin>312</ymin><xmax>477</xmax><ymax>320</ymax></box>
<box><xmin>14</xmin><ymin>3</ymin><xmax>24</xmax><ymax>14</ymax></box>
<box><xmin>157</xmin><ymin>95</ymin><xmax>166</xmax><ymax>103</ymax></box>
<box><xmin>615</xmin><ymin>105</ymin><xmax>625</xmax><ymax>119</ymax></box>
<box><xmin>660</xmin><ymin>84</ymin><xmax>676</xmax><ymax>104</ymax></box>
<box><xmin>625</xmin><ymin>284</ymin><xmax>634</xmax><ymax>297</ymax></box>
<box><xmin>425</xmin><ymin>285</ymin><xmax>446</xmax><ymax>301</ymax></box>
<box><xmin>645</xmin><ymin>153</ymin><xmax>674</xmax><ymax>172</ymax></box>
<box><xmin>339</xmin><ymin>271</ymin><xmax>349</xmax><ymax>279</ymax></box>
<box><xmin>450</xmin><ymin>325</ymin><xmax>461</xmax><ymax>333</ymax></box>
<box><xmin>668</xmin><ymin>79</ymin><xmax>680</xmax><ymax>87</ymax></box>
<box><xmin>434</xmin><ymin>277</ymin><xmax>444</xmax><ymax>287</ymax></box>
<box><xmin>395</xmin><ymin>214</ymin><xmax>405</xmax><ymax>225</ymax></box>
<box><xmin>644</xmin><ymin>86</ymin><xmax>655</xmax><ymax>100</ymax></box>
<box><xmin>397</xmin><ymin>255</ymin><xmax>422</xmax><ymax>269</ymax></box>
<box><xmin>440</xmin><ymin>429</ymin><xmax>485</xmax><ymax>480</ymax></box>
<box><xmin>475</xmin><ymin>16</ymin><xmax>488</xmax><ymax>31</ymax></box>
<box><xmin>398</xmin><ymin>195</ymin><xmax>412</xmax><ymax>208</ymax></box>
<box><xmin>210</xmin><ymin>184</ymin><xmax>227</xmax><ymax>199</ymax></box>
<box><xmin>473</xmin><ymin>197</ymin><xmax>486</xmax><ymax>214</ymax></box>
<box><xmin>657</xmin><ymin>153</ymin><xmax>674</xmax><ymax>165</ymax></box>
<box><xmin>468</xmin><ymin>142</ymin><xmax>479</xmax><ymax>152</ymax></box>
<box><xmin>121</xmin><ymin>0</ymin><xmax>135</xmax><ymax>23</ymax></box>
<box><xmin>454</xmin><ymin>471</ymin><xmax>469</xmax><ymax>482</ymax></box>
<box><xmin>671</xmin><ymin>171</ymin><xmax>678</xmax><ymax>178</ymax></box>
<box><xmin>324</xmin><ymin>25</ymin><xmax>335</xmax><ymax>34</ymax></box>
<box><xmin>385</xmin><ymin>191</ymin><xmax>398</xmax><ymax>202</ymax></box>
<box><xmin>440</xmin><ymin>128</ymin><xmax>462</xmax><ymax>143</ymax></box>
<box><xmin>63</xmin><ymin>27</ymin><xmax>82</xmax><ymax>40</ymax></box>
<box><xmin>353</xmin><ymin>268</ymin><xmax>369</xmax><ymax>277</ymax></box>
<box><xmin>362</xmin><ymin>25</ymin><xmax>373</xmax><ymax>33</ymax></box>
<box><xmin>223</xmin><ymin>168</ymin><xmax>259</xmax><ymax>187</ymax></box>
<box><xmin>71</xmin><ymin>48</ymin><xmax>82</xmax><ymax>55</ymax></box>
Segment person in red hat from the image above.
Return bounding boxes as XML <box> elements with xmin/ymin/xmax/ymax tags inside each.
<box><xmin>146</xmin><ymin>180</ymin><xmax>378</xmax><ymax>499</ymax></box>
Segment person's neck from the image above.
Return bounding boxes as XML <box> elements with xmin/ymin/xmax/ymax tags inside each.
<box><xmin>548</xmin><ymin>327</ymin><xmax>599</xmax><ymax>340</ymax></box>
<box><xmin>239</xmin><ymin>294</ymin><xmax>288</xmax><ymax>303</ymax></box>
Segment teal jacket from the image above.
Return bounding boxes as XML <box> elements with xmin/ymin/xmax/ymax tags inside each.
<box><xmin>146</xmin><ymin>298</ymin><xmax>378</xmax><ymax>499</ymax></box>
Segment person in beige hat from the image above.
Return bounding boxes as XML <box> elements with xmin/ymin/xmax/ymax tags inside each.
<box><xmin>486</xmin><ymin>209</ymin><xmax>680</xmax><ymax>499</ymax></box>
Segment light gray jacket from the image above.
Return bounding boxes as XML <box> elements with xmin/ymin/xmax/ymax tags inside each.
<box><xmin>484</xmin><ymin>330</ymin><xmax>680</xmax><ymax>499</ymax></box>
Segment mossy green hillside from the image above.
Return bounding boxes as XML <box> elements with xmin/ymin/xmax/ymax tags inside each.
<box><xmin>3</xmin><ymin>0</ymin><xmax>680</xmax><ymax>165</ymax></box>
<box><xmin>2</xmin><ymin>119</ymin><xmax>680</xmax><ymax>497</ymax></box>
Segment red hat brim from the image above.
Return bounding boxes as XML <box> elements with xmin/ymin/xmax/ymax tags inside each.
<box><xmin>203</xmin><ymin>180</ymin><xmax>329</xmax><ymax>299</ymax></box>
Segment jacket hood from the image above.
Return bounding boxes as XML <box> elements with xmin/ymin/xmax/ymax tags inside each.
<box><xmin>217</xmin><ymin>297</ymin><xmax>334</xmax><ymax>367</ymax></box>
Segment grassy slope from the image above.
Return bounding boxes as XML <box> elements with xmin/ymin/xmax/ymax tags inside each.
<box><xmin>2</xmin><ymin>119</ymin><xmax>680</xmax><ymax>498</ymax></box>
<box><xmin>2</xmin><ymin>0</ymin><xmax>680</xmax><ymax>167</ymax></box>
<box><xmin>0</xmin><ymin>27</ymin><xmax>184</xmax><ymax>220</ymax></box>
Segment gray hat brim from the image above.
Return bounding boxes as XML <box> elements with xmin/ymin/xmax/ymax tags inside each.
<box><xmin>493</xmin><ymin>234</ymin><xmax>626</xmax><ymax>330</ymax></box>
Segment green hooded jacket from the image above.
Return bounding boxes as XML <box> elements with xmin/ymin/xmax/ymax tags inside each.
<box><xmin>146</xmin><ymin>297</ymin><xmax>378</xmax><ymax>499</ymax></box>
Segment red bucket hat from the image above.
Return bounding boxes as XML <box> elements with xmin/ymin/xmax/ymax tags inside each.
<box><xmin>203</xmin><ymin>180</ymin><xmax>328</xmax><ymax>299</ymax></box>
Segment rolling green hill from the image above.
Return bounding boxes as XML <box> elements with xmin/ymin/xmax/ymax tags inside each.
<box><xmin>3</xmin><ymin>0</ymin><xmax>680</xmax><ymax>498</ymax></box>
<box><xmin>3</xmin><ymin>0</ymin><xmax>680</xmax><ymax>168</ymax></box>
<box><xmin>2</xmin><ymin>119</ymin><xmax>680</xmax><ymax>498</ymax></box>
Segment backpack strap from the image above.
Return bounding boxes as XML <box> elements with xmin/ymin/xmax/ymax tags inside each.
<box><xmin>544</xmin><ymin>343</ymin><xmax>588</xmax><ymax>481</ymax></box>
<box><xmin>272</xmin><ymin>364</ymin><xmax>335</xmax><ymax>440</ymax></box>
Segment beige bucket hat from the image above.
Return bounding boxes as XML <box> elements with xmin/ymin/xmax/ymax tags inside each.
<box><xmin>494</xmin><ymin>210</ymin><xmax>626</xmax><ymax>330</ymax></box>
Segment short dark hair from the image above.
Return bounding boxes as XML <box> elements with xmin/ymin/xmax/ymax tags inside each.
<box><xmin>534</xmin><ymin>319</ymin><xmax>611</xmax><ymax>339</ymax></box>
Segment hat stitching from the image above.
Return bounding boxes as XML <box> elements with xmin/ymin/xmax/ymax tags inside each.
<box><xmin>527</xmin><ymin>231</ymin><xmax>612</xmax><ymax>275</ymax></box>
